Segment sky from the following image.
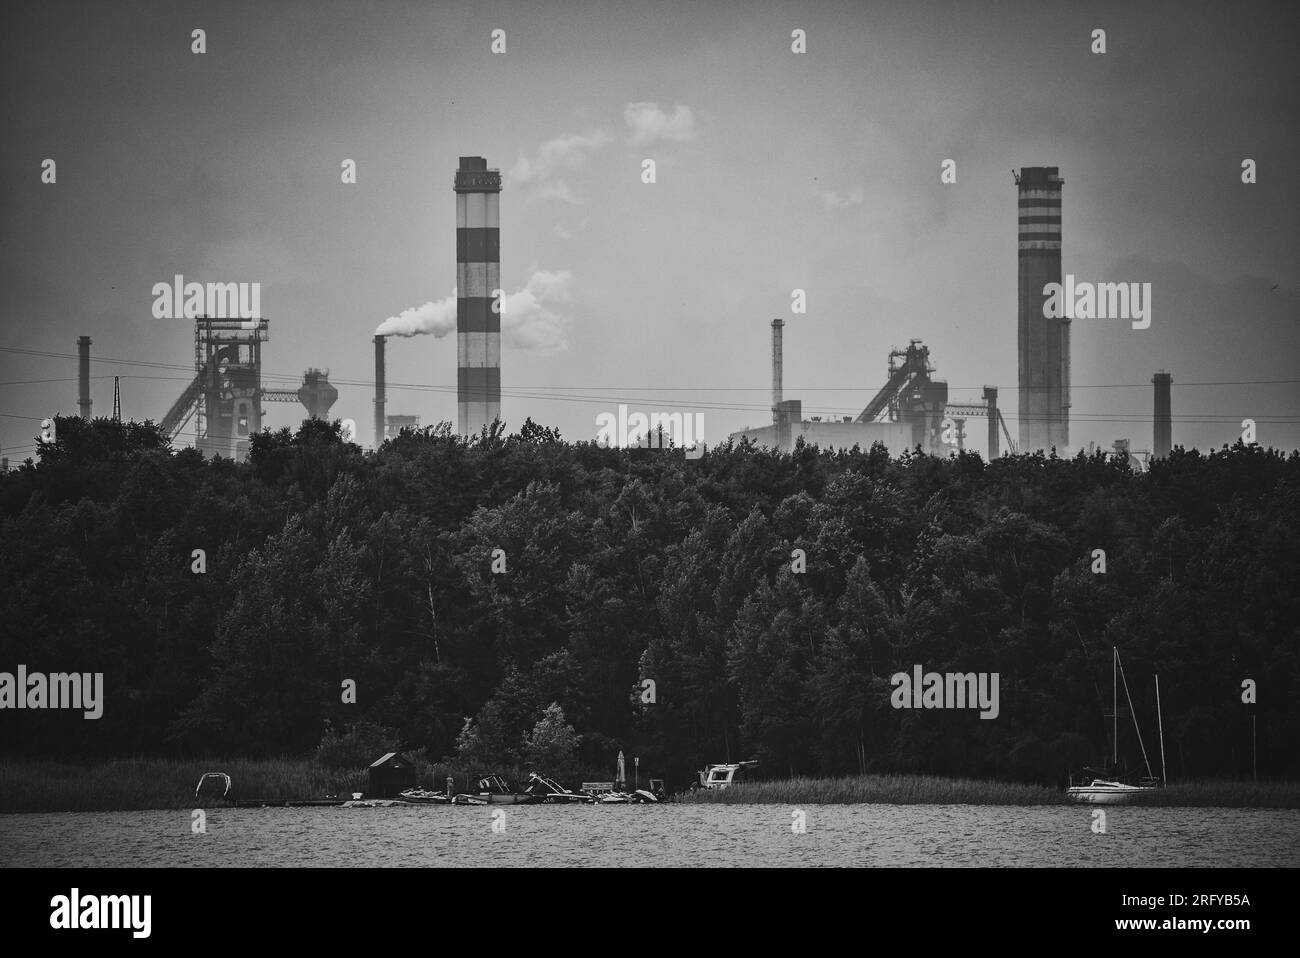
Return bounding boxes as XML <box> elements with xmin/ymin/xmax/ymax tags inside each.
<box><xmin>2</xmin><ymin>0</ymin><xmax>1297</xmax><ymax>462</ymax></box>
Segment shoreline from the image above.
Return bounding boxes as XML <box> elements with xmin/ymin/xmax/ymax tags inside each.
<box><xmin>3</xmin><ymin>759</ymin><xmax>1298</xmax><ymax>813</ymax></box>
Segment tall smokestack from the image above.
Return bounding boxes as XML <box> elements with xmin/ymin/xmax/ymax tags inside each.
<box><xmin>77</xmin><ymin>335</ymin><xmax>92</xmax><ymax>420</ymax></box>
<box><xmin>771</xmin><ymin>319</ymin><xmax>784</xmax><ymax>424</ymax></box>
<box><xmin>374</xmin><ymin>335</ymin><xmax>386</xmax><ymax>448</ymax></box>
<box><xmin>1153</xmin><ymin>371</ymin><xmax>1172</xmax><ymax>458</ymax></box>
<box><xmin>1016</xmin><ymin>167</ymin><xmax>1067</xmax><ymax>453</ymax></box>
<box><xmin>983</xmin><ymin>385</ymin><xmax>999</xmax><ymax>459</ymax></box>
<box><xmin>455</xmin><ymin>156</ymin><xmax>502</xmax><ymax>437</ymax></box>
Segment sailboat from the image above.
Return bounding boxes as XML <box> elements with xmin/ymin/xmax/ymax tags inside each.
<box><xmin>1066</xmin><ymin>647</ymin><xmax>1167</xmax><ymax>804</ymax></box>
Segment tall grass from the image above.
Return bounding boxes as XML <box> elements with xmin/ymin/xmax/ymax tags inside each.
<box><xmin>1122</xmin><ymin>779</ymin><xmax>1300</xmax><ymax>809</ymax></box>
<box><xmin>0</xmin><ymin>757</ymin><xmax>600</xmax><ymax>813</ymax></box>
<box><xmin>677</xmin><ymin>774</ymin><xmax>1300</xmax><ymax>808</ymax></box>
<box><xmin>4</xmin><ymin>761</ymin><xmax>1298</xmax><ymax>812</ymax></box>
<box><xmin>679</xmin><ymin>774</ymin><xmax>1066</xmax><ymax>806</ymax></box>
<box><xmin>0</xmin><ymin>758</ymin><xmax>366</xmax><ymax>813</ymax></box>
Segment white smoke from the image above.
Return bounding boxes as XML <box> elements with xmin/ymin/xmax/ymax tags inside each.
<box><xmin>375</xmin><ymin>269</ymin><xmax>575</xmax><ymax>353</ymax></box>
<box><xmin>501</xmin><ymin>269</ymin><xmax>573</xmax><ymax>352</ymax></box>
<box><xmin>375</xmin><ymin>294</ymin><xmax>457</xmax><ymax>338</ymax></box>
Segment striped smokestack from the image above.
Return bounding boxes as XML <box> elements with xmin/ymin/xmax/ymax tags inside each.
<box><xmin>77</xmin><ymin>335</ymin><xmax>92</xmax><ymax>420</ymax></box>
<box><xmin>374</xmin><ymin>335</ymin><xmax>386</xmax><ymax>448</ymax></box>
<box><xmin>455</xmin><ymin>156</ymin><xmax>502</xmax><ymax>437</ymax></box>
<box><xmin>1016</xmin><ymin>167</ymin><xmax>1068</xmax><ymax>453</ymax></box>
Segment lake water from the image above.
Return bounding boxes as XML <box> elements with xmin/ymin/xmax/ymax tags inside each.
<box><xmin>3</xmin><ymin>804</ymin><xmax>1298</xmax><ymax>867</ymax></box>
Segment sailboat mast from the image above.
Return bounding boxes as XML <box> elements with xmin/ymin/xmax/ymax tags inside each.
<box><xmin>1112</xmin><ymin>647</ymin><xmax>1118</xmax><ymax>768</ymax></box>
<box><xmin>1116</xmin><ymin>648</ymin><xmax>1155</xmax><ymax>780</ymax></box>
<box><xmin>1156</xmin><ymin>674</ymin><xmax>1167</xmax><ymax>787</ymax></box>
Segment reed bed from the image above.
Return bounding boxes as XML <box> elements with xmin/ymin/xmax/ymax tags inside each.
<box><xmin>1120</xmin><ymin>779</ymin><xmax>1300</xmax><ymax>809</ymax></box>
<box><xmin>677</xmin><ymin>774</ymin><xmax>1300</xmax><ymax>807</ymax></box>
<box><xmin>679</xmin><ymin>774</ymin><xmax>1067</xmax><ymax>806</ymax></box>
<box><xmin>4</xmin><ymin>760</ymin><xmax>1297</xmax><ymax>812</ymax></box>
<box><xmin>0</xmin><ymin>757</ymin><xmax>588</xmax><ymax>813</ymax></box>
<box><xmin>0</xmin><ymin>757</ymin><xmax>365</xmax><ymax>813</ymax></box>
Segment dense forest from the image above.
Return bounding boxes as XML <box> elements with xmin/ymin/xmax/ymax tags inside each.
<box><xmin>1</xmin><ymin>415</ymin><xmax>1297</xmax><ymax>788</ymax></box>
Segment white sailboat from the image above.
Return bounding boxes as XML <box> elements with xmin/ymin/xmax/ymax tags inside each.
<box><xmin>1066</xmin><ymin>648</ymin><xmax>1167</xmax><ymax>804</ymax></box>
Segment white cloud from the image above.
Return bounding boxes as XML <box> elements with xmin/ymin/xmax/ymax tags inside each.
<box><xmin>624</xmin><ymin>102</ymin><xmax>697</xmax><ymax>145</ymax></box>
<box><xmin>507</xmin><ymin>131</ymin><xmax>611</xmax><ymax>203</ymax></box>
<box><xmin>820</xmin><ymin>186</ymin><xmax>865</xmax><ymax>209</ymax></box>
<box><xmin>535</xmin><ymin>179</ymin><xmax>582</xmax><ymax>205</ymax></box>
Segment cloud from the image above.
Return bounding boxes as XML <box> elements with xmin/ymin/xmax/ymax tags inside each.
<box><xmin>507</xmin><ymin>131</ymin><xmax>611</xmax><ymax>203</ymax></box>
<box><xmin>624</xmin><ymin>102</ymin><xmax>697</xmax><ymax>145</ymax></box>
<box><xmin>375</xmin><ymin>269</ymin><xmax>575</xmax><ymax>353</ymax></box>
<box><xmin>535</xmin><ymin>180</ymin><xmax>582</xmax><ymax>205</ymax></box>
<box><xmin>820</xmin><ymin>186</ymin><xmax>865</xmax><ymax>209</ymax></box>
<box><xmin>552</xmin><ymin>218</ymin><xmax>590</xmax><ymax>241</ymax></box>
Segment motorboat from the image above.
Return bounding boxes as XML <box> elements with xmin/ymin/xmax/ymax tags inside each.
<box><xmin>698</xmin><ymin>760</ymin><xmax>759</xmax><ymax>790</ymax></box>
<box><xmin>452</xmin><ymin>774</ymin><xmax>532</xmax><ymax>805</ymax></box>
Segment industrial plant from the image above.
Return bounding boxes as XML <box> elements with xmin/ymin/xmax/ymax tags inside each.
<box><xmin>730</xmin><ymin>166</ymin><xmax>1171</xmax><ymax>464</ymax></box>
<box><xmin>62</xmin><ymin>160</ymin><xmax>1173</xmax><ymax>465</ymax></box>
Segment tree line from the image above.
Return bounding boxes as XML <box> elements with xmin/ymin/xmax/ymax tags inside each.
<box><xmin>1</xmin><ymin>415</ymin><xmax>1296</xmax><ymax>788</ymax></box>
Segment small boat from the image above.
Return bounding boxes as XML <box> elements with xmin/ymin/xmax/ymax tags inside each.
<box><xmin>1065</xmin><ymin>779</ymin><xmax>1157</xmax><ymax>804</ymax></box>
<box><xmin>523</xmin><ymin>772</ymin><xmax>594</xmax><ymax>803</ymax></box>
<box><xmin>452</xmin><ymin>774</ymin><xmax>533</xmax><ymax>805</ymax></box>
<box><xmin>398</xmin><ymin>787</ymin><xmax>450</xmax><ymax>805</ymax></box>
<box><xmin>1066</xmin><ymin>648</ymin><xmax>1167</xmax><ymax>805</ymax></box>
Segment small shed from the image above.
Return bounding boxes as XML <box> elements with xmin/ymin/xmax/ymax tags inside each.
<box><xmin>367</xmin><ymin>752</ymin><xmax>416</xmax><ymax>798</ymax></box>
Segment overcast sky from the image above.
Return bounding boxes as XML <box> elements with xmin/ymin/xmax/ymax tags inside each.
<box><xmin>2</xmin><ymin>0</ymin><xmax>1296</xmax><ymax>461</ymax></box>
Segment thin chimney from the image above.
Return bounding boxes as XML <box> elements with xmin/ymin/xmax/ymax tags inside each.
<box><xmin>374</xmin><ymin>334</ymin><xmax>386</xmax><ymax>448</ymax></box>
<box><xmin>77</xmin><ymin>335</ymin><xmax>92</xmax><ymax>420</ymax></box>
<box><xmin>771</xmin><ymin>319</ymin><xmax>784</xmax><ymax>425</ymax></box>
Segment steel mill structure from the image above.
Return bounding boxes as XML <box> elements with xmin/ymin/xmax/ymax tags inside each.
<box><xmin>455</xmin><ymin>156</ymin><xmax>502</xmax><ymax>437</ymax></box>
<box><xmin>1015</xmin><ymin>166</ymin><xmax>1069</xmax><ymax>454</ymax></box>
<box><xmin>153</xmin><ymin>317</ymin><xmax>337</xmax><ymax>461</ymax></box>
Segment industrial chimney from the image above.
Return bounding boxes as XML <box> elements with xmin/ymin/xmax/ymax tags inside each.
<box><xmin>77</xmin><ymin>335</ymin><xmax>92</xmax><ymax>420</ymax></box>
<box><xmin>983</xmin><ymin>385</ymin><xmax>999</xmax><ymax>459</ymax></box>
<box><xmin>1152</xmin><ymin>371</ymin><xmax>1172</xmax><ymax>458</ymax></box>
<box><xmin>1016</xmin><ymin>167</ymin><xmax>1067</xmax><ymax>454</ymax></box>
<box><xmin>771</xmin><ymin>319</ymin><xmax>784</xmax><ymax>424</ymax></box>
<box><xmin>374</xmin><ymin>335</ymin><xmax>386</xmax><ymax>449</ymax></box>
<box><xmin>455</xmin><ymin>156</ymin><xmax>502</xmax><ymax>437</ymax></box>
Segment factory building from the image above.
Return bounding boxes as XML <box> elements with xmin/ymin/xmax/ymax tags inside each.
<box><xmin>729</xmin><ymin>322</ymin><xmax>948</xmax><ymax>456</ymax></box>
<box><xmin>1016</xmin><ymin>166</ymin><xmax>1069</xmax><ymax>454</ymax></box>
<box><xmin>455</xmin><ymin>156</ymin><xmax>502</xmax><ymax>437</ymax></box>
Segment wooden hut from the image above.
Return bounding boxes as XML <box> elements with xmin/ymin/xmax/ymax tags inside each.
<box><xmin>367</xmin><ymin>752</ymin><xmax>416</xmax><ymax>798</ymax></box>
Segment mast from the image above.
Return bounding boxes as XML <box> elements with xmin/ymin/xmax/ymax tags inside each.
<box><xmin>1112</xmin><ymin>647</ymin><xmax>1118</xmax><ymax>768</ymax></box>
<box><xmin>1155</xmin><ymin>674</ymin><xmax>1167</xmax><ymax>787</ymax></box>
<box><xmin>1116</xmin><ymin>648</ymin><xmax>1154</xmax><ymax>780</ymax></box>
